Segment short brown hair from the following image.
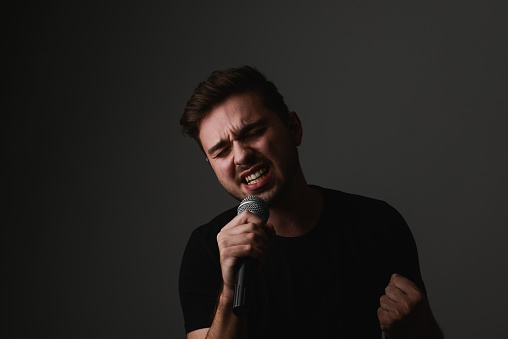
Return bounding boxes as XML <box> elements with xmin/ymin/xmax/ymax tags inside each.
<box><xmin>180</xmin><ymin>65</ymin><xmax>289</xmax><ymax>144</ymax></box>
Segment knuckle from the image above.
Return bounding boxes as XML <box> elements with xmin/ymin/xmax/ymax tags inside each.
<box><xmin>217</xmin><ymin>237</ymin><xmax>230</xmax><ymax>250</ymax></box>
<box><xmin>414</xmin><ymin>289</ymin><xmax>424</xmax><ymax>301</ymax></box>
<box><xmin>246</xmin><ymin>232</ymin><xmax>256</xmax><ymax>241</ymax></box>
<box><xmin>402</xmin><ymin>301</ymin><xmax>410</xmax><ymax>314</ymax></box>
<box><xmin>216</xmin><ymin>235</ymin><xmax>225</xmax><ymax>245</ymax></box>
<box><xmin>392</xmin><ymin>274</ymin><xmax>400</xmax><ymax>284</ymax></box>
<box><xmin>219</xmin><ymin>251</ymin><xmax>229</xmax><ymax>263</ymax></box>
<box><xmin>394</xmin><ymin>309</ymin><xmax>402</xmax><ymax>320</ymax></box>
<box><xmin>220</xmin><ymin>246</ymin><xmax>233</xmax><ymax>257</ymax></box>
<box><xmin>244</xmin><ymin>244</ymin><xmax>253</xmax><ymax>253</ymax></box>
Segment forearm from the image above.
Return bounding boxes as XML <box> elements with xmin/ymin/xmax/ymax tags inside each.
<box><xmin>206</xmin><ymin>287</ymin><xmax>248</xmax><ymax>339</ymax></box>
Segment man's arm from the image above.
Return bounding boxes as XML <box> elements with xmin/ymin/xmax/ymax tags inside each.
<box><xmin>378</xmin><ymin>274</ymin><xmax>444</xmax><ymax>339</ymax></box>
<box><xmin>187</xmin><ymin>287</ymin><xmax>247</xmax><ymax>339</ymax></box>
<box><xmin>187</xmin><ymin>328</ymin><xmax>209</xmax><ymax>339</ymax></box>
<box><xmin>187</xmin><ymin>211</ymin><xmax>275</xmax><ymax>339</ymax></box>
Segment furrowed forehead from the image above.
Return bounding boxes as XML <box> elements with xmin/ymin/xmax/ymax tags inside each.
<box><xmin>197</xmin><ymin>91</ymin><xmax>283</xmax><ymax>155</ymax></box>
<box><xmin>205</xmin><ymin>118</ymin><xmax>268</xmax><ymax>155</ymax></box>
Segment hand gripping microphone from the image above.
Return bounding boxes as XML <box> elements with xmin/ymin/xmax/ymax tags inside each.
<box><xmin>233</xmin><ymin>196</ymin><xmax>270</xmax><ymax>317</ymax></box>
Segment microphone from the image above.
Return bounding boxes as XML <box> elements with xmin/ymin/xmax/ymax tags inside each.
<box><xmin>233</xmin><ymin>196</ymin><xmax>270</xmax><ymax>317</ymax></box>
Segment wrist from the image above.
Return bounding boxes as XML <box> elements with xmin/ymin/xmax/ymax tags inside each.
<box><xmin>207</xmin><ymin>282</ymin><xmax>248</xmax><ymax>339</ymax></box>
<box><xmin>220</xmin><ymin>284</ymin><xmax>235</xmax><ymax>303</ymax></box>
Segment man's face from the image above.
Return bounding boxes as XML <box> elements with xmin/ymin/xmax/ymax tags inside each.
<box><xmin>198</xmin><ymin>92</ymin><xmax>302</xmax><ymax>205</ymax></box>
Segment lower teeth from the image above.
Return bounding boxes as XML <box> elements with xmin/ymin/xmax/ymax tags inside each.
<box><xmin>248</xmin><ymin>174</ymin><xmax>265</xmax><ymax>185</ymax></box>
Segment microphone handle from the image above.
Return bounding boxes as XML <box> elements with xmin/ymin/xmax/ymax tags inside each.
<box><xmin>232</xmin><ymin>257</ymin><xmax>257</xmax><ymax>317</ymax></box>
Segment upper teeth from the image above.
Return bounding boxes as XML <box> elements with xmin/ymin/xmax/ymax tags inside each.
<box><xmin>245</xmin><ymin>168</ymin><xmax>267</xmax><ymax>184</ymax></box>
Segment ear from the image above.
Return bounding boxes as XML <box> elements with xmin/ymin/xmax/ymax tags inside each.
<box><xmin>288</xmin><ymin>111</ymin><xmax>303</xmax><ymax>146</ymax></box>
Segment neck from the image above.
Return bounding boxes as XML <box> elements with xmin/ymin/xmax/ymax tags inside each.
<box><xmin>267</xmin><ymin>168</ymin><xmax>323</xmax><ymax>237</ymax></box>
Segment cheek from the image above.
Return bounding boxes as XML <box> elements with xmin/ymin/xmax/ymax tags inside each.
<box><xmin>263</xmin><ymin>135</ymin><xmax>291</xmax><ymax>156</ymax></box>
<box><xmin>263</xmin><ymin>135</ymin><xmax>298</xmax><ymax>168</ymax></box>
<box><xmin>211</xmin><ymin>160</ymin><xmax>235</xmax><ymax>179</ymax></box>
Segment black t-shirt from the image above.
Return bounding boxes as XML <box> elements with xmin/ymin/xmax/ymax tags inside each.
<box><xmin>179</xmin><ymin>187</ymin><xmax>426</xmax><ymax>338</ymax></box>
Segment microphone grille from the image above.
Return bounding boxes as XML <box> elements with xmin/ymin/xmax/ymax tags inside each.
<box><xmin>237</xmin><ymin>196</ymin><xmax>270</xmax><ymax>222</ymax></box>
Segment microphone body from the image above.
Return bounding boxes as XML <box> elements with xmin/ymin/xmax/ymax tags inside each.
<box><xmin>233</xmin><ymin>196</ymin><xmax>269</xmax><ymax>317</ymax></box>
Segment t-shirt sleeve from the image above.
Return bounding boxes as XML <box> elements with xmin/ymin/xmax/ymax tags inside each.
<box><xmin>382</xmin><ymin>202</ymin><xmax>427</xmax><ymax>295</ymax></box>
<box><xmin>179</xmin><ymin>227</ymin><xmax>222</xmax><ymax>333</ymax></box>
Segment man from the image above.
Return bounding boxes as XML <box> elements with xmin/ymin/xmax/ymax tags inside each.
<box><xmin>179</xmin><ymin>66</ymin><xmax>443</xmax><ymax>338</ymax></box>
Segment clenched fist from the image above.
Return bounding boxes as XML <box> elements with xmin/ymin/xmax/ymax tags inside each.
<box><xmin>216</xmin><ymin>210</ymin><xmax>276</xmax><ymax>291</ymax></box>
<box><xmin>378</xmin><ymin>274</ymin><xmax>443</xmax><ymax>339</ymax></box>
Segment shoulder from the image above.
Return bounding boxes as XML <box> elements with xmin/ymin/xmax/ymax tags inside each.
<box><xmin>180</xmin><ymin>206</ymin><xmax>237</xmax><ymax>277</ymax></box>
<box><xmin>191</xmin><ymin>206</ymin><xmax>237</xmax><ymax>240</ymax></box>
<box><xmin>314</xmin><ymin>185</ymin><xmax>408</xmax><ymax>236</ymax></box>
<box><xmin>316</xmin><ymin>185</ymin><xmax>398</xmax><ymax>215</ymax></box>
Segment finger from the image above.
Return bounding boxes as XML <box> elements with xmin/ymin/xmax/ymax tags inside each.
<box><xmin>377</xmin><ymin>306</ymin><xmax>397</xmax><ymax>337</ymax></box>
<box><xmin>219</xmin><ymin>222</ymin><xmax>272</xmax><ymax>248</ymax></box>
<box><xmin>384</xmin><ymin>284</ymin><xmax>407</xmax><ymax>302</ymax></box>
<box><xmin>218</xmin><ymin>222</ymin><xmax>273</xmax><ymax>254</ymax></box>
<box><xmin>221</xmin><ymin>210</ymin><xmax>264</xmax><ymax>232</ymax></box>
<box><xmin>377</xmin><ymin>307</ymin><xmax>390</xmax><ymax>329</ymax></box>
<box><xmin>236</xmin><ymin>210</ymin><xmax>265</xmax><ymax>224</ymax></box>
<box><xmin>379</xmin><ymin>294</ymin><xmax>398</xmax><ymax>312</ymax></box>
<box><xmin>220</xmin><ymin>221</ymin><xmax>267</xmax><ymax>236</ymax></box>
<box><xmin>391</xmin><ymin>273</ymin><xmax>422</xmax><ymax>296</ymax></box>
<box><xmin>218</xmin><ymin>232</ymin><xmax>269</xmax><ymax>254</ymax></box>
<box><xmin>221</xmin><ymin>243</ymin><xmax>265</xmax><ymax>263</ymax></box>
<box><xmin>219</xmin><ymin>217</ymin><xmax>270</xmax><ymax>236</ymax></box>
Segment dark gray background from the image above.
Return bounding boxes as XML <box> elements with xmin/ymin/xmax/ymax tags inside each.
<box><xmin>5</xmin><ymin>1</ymin><xmax>507</xmax><ymax>338</ymax></box>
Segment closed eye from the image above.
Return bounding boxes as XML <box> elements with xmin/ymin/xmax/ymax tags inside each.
<box><xmin>207</xmin><ymin>121</ymin><xmax>268</xmax><ymax>159</ymax></box>
<box><xmin>213</xmin><ymin>146</ymin><xmax>231</xmax><ymax>159</ymax></box>
<box><xmin>245</xmin><ymin>127</ymin><xmax>266</xmax><ymax>139</ymax></box>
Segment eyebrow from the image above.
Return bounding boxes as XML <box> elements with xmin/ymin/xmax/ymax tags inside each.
<box><xmin>206</xmin><ymin>119</ymin><xmax>269</xmax><ymax>156</ymax></box>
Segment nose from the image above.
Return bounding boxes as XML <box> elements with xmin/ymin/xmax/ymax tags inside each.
<box><xmin>233</xmin><ymin>141</ymin><xmax>255</xmax><ymax>166</ymax></box>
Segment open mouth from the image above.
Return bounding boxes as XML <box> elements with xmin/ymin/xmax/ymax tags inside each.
<box><xmin>244</xmin><ymin>168</ymin><xmax>268</xmax><ymax>185</ymax></box>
